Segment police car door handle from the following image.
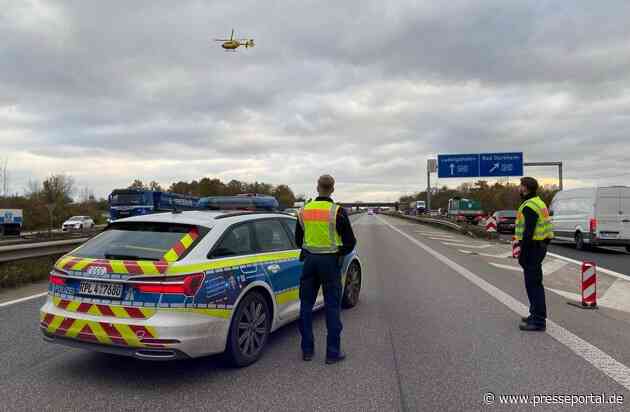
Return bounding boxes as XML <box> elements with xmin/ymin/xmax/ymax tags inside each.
<box><xmin>266</xmin><ymin>264</ymin><xmax>280</xmax><ymax>274</ymax></box>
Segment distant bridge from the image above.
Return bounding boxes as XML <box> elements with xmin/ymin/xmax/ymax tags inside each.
<box><xmin>338</xmin><ymin>202</ymin><xmax>399</xmax><ymax>211</ymax></box>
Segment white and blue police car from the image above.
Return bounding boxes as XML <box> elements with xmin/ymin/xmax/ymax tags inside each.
<box><xmin>40</xmin><ymin>208</ymin><xmax>362</xmax><ymax>367</ymax></box>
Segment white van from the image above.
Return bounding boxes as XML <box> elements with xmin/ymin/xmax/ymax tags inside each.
<box><xmin>549</xmin><ymin>186</ymin><xmax>630</xmax><ymax>251</ymax></box>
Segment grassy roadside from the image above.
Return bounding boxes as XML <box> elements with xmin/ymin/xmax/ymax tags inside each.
<box><xmin>0</xmin><ymin>255</ymin><xmax>61</xmax><ymax>289</ymax></box>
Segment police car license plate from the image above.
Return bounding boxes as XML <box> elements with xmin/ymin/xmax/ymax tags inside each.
<box><xmin>79</xmin><ymin>280</ymin><xmax>123</xmax><ymax>299</ymax></box>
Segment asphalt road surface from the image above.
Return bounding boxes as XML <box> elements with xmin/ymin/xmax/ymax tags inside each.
<box><xmin>1</xmin><ymin>215</ymin><xmax>629</xmax><ymax>411</ymax></box>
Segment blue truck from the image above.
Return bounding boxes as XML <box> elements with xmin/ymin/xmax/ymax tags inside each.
<box><xmin>0</xmin><ymin>209</ymin><xmax>23</xmax><ymax>236</ymax></box>
<box><xmin>108</xmin><ymin>189</ymin><xmax>199</xmax><ymax>221</ymax></box>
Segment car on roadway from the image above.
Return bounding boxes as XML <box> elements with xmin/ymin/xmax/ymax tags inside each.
<box><xmin>491</xmin><ymin>210</ymin><xmax>517</xmax><ymax>233</ymax></box>
<box><xmin>40</xmin><ymin>209</ymin><xmax>362</xmax><ymax>366</ymax></box>
<box><xmin>367</xmin><ymin>209</ymin><xmax>374</xmax><ymax>215</ymax></box>
<box><xmin>550</xmin><ymin>186</ymin><xmax>630</xmax><ymax>251</ymax></box>
<box><xmin>61</xmin><ymin>216</ymin><xmax>95</xmax><ymax>232</ymax></box>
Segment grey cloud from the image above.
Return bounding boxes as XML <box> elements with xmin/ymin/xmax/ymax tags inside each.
<box><xmin>2</xmin><ymin>1</ymin><xmax>630</xmax><ymax>200</ymax></box>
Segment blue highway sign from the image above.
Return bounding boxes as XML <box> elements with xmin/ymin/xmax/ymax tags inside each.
<box><xmin>437</xmin><ymin>152</ymin><xmax>524</xmax><ymax>178</ymax></box>
<box><xmin>437</xmin><ymin>154</ymin><xmax>480</xmax><ymax>178</ymax></box>
<box><xmin>479</xmin><ymin>152</ymin><xmax>523</xmax><ymax>177</ymax></box>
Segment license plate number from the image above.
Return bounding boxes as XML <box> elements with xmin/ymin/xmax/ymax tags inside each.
<box><xmin>79</xmin><ymin>281</ymin><xmax>123</xmax><ymax>299</ymax></box>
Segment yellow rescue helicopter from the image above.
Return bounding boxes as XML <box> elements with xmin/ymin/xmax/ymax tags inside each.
<box><xmin>214</xmin><ymin>29</ymin><xmax>255</xmax><ymax>52</ymax></box>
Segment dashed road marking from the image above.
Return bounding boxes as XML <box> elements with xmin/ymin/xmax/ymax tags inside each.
<box><xmin>489</xmin><ymin>262</ymin><xmax>521</xmax><ymax>272</ymax></box>
<box><xmin>459</xmin><ymin>250</ymin><xmax>513</xmax><ymax>259</ymax></box>
<box><xmin>442</xmin><ymin>242</ymin><xmax>492</xmax><ymax>249</ymax></box>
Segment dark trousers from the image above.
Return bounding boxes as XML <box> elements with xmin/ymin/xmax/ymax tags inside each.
<box><xmin>518</xmin><ymin>243</ymin><xmax>547</xmax><ymax>325</ymax></box>
<box><xmin>299</xmin><ymin>253</ymin><xmax>343</xmax><ymax>357</ymax></box>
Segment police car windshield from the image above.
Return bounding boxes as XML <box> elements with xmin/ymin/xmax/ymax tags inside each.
<box><xmin>72</xmin><ymin>222</ymin><xmax>208</xmax><ymax>261</ymax></box>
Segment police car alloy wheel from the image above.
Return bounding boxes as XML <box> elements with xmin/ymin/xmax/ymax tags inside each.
<box><xmin>342</xmin><ymin>261</ymin><xmax>361</xmax><ymax>309</ymax></box>
<box><xmin>226</xmin><ymin>291</ymin><xmax>271</xmax><ymax>367</ymax></box>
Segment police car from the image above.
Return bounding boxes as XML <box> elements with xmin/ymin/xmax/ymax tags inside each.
<box><xmin>39</xmin><ymin>209</ymin><xmax>362</xmax><ymax>366</ymax></box>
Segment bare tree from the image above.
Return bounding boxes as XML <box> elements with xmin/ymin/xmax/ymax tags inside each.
<box><xmin>25</xmin><ymin>179</ymin><xmax>42</xmax><ymax>199</ymax></box>
<box><xmin>42</xmin><ymin>174</ymin><xmax>75</xmax><ymax>204</ymax></box>
<box><xmin>128</xmin><ymin>179</ymin><xmax>146</xmax><ymax>190</ymax></box>
<box><xmin>79</xmin><ymin>186</ymin><xmax>95</xmax><ymax>203</ymax></box>
<box><xmin>148</xmin><ymin>181</ymin><xmax>163</xmax><ymax>191</ymax></box>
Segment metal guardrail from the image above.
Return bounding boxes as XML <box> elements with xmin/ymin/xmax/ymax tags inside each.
<box><xmin>0</xmin><ymin>238</ymin><xmax>88</xmax><ymax>263</ymax></box>
<box><xmin>382</xmin><ymin>212</ymin><xmax>475</xmax><ymax>235</ymax></box>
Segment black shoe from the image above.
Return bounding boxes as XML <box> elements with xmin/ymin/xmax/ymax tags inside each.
<box><xmin>302</xmin><ymin>352</ymin><xmax>314</xmax><ymax>362</ymax></box>
<box><xmin>519</xmin><ymin>322</ymin><xmax>546</xmax><ymax>332</ymax></box>
<box><xmin>521</xmin><ymin>316</ymin><xmax>531</xmax><ymax>323</ymax></box>
<box><xmin>325</xmin><ymin>352</ymin><xmax>346</xmax><ymax>365</ymax></box>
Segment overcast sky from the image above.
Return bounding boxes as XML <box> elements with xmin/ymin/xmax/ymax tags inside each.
<box><xmin>2</xmin><ymin>0</ymin><xmax>630</xmax><ymax>201</ymax></box>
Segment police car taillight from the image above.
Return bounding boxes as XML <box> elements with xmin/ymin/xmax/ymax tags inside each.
<box><xmin>134</xmin><ymin>273</ymin><xmax>204</xmax><ymax>297</ymax></box>
<box><xmin>49</xmin><ymin>270</ymin><xmax>67</xmax><ymax>286</ymax></box>
<box><xmin>590</xmin><ymin>218</ymin><xmax>598</xmax><ymax>233</ymax></box>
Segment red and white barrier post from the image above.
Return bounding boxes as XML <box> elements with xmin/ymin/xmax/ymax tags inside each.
<box><xmin>511</xmin><ymin>236</ymin><xmax>520</xmax><ymax>259</ymax></box>
<box><xmin>485</xmin><ymin>216</ymin><xmax>497</xmax><ymax>239</ymax></box>
<box><xmin>568</xmin><ymin>261</ymin><xmax>598</xmax><ymax>309</ymax></box>
<box><xmin>581</xmin><ymin>261</ymin><xmax>597</xmax><ymax>308</ymax></box>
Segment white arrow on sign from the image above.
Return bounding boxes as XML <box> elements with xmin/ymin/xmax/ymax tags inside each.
<box><xmin>450</xmin><ymin>164</ymin><xmax>455</xmax><ymax>175</ymax></box>
<box><xmin>489</xmin><ymin>163</ymin><xmax>499</xmax><ymax>173</ymax></box>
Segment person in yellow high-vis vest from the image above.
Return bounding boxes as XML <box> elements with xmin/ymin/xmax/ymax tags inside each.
<box><xmin>295</xmin><ymin>175</ymin><xmax>356</xmax><ymax>364</ymax></box>
<box><xmin>516</xmin><ymin>177</ymin><xmax>554</xmax><ymax>332</ymax></box>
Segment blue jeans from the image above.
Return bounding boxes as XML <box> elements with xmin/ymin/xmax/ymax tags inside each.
<box><xmin>299</xmin><ymin>253</ymin><xmax>343</xmax><ymax>357</ymax></box>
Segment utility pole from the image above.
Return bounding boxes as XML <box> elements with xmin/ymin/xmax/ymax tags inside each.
<box><xmin>426</xmin><ymin>159</ymin><xmax>437</xmax><ymax>210</ymax></box>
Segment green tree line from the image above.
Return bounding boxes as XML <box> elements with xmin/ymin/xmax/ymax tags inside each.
<box><xmin>0</xmin><ymin>175</ymin><xmax>298</xmax><ymax>231</ymax></box>
<box><xmin>0</xmin><ymin>174</ymin><xmax>107</xmax><ymax>231</ymax></box>
<box><xmin>399</xmin><ymin>180</ymin><xmax>559</xmax><ymax>214</ymax></box>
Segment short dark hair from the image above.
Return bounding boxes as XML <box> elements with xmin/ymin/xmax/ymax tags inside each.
<box><xmin>520</xmin><ymin>177</ymin><xmax>539</xmax><ymax>194</ymax></box>
<box><xmin>317</xmin><ymin>174</ymin><xmax>335</xmax><ymax>192</ymax></box>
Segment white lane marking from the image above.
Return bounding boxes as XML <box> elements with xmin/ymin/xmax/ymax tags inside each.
<box><xmin>460</xmin><ymin>250</ymin><xmax>513</xmax><ymax>259</ymax></box>
<box><xmin>546</xmin><ymin>287</ymin><xmax>581</xmax><ymax>301</ymax></box>
<box><xmin>415</xmin><ymin>231</ymin><xmax>452</xmax><ymax>236</ymax></box>
<box><xmin>379</xmin><ymin>217</ymin><xmax>630</xmax><ymax>391</ymax></box>
<box><xmin>442</xmin><ymin>242</ymin><xmax>492</xmax><ymax>249</ymax></box>
<box><xmin>428</xmin><ymin>236</ymin><xmax>456</xmax><ymax>241</ymax></box>
<box><xmin>543</xmin><ymin>259</ymin><xmax>568</xmax><ymax>276</ymax></box>
<box><xmin>599</xmin><ymin>280</ymin><xmax>630</xmax><ymax>313</ymax></box>
<box><xmin>547</xmin><ymin>252</ymin><xmax>628</xmax><ymax>280</ymax></box>
<box><xmin>489</xmin><ymin>262</ymin><xmax>521</xmax><ymax>272</ymax></box>
<box><xmin>0</xmin><ymin>292</ymin><xmax>48</xmax><ymax>308</ymax></box>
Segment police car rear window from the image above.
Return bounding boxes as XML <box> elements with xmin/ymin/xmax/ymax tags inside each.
<box><xmin>72</xmin><ymin>222</ymin><xmax>208</xmax><ymax>261</ymax></box>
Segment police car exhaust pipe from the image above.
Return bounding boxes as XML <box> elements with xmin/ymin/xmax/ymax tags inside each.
<box><xmin>134</xmin><ymin>349</ymin><xmax>178</xmax><ymax>360</ymax></box>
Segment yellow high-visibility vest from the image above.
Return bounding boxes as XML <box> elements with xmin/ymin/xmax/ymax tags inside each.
<box><xmin>515</xmin><ymin>196</ymin><xmax>554</xmax><ymax>241</ymax></box>
<box><xmin>298</xmin><ymin>200</ymin><xmax>343</xmax><ymax>254</ymax></box>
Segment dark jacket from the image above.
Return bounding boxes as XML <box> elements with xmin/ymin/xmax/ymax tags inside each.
<box><xmin>295</xmin><ymin>196</ymin><xmax>357</xmax><ymax>257</ymax></box>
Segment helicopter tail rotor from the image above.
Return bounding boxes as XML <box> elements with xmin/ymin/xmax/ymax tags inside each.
<box><xmin>245</xmin><ymin>39</ymin><xmax>255</xmax><ymax>48</ymax></box>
